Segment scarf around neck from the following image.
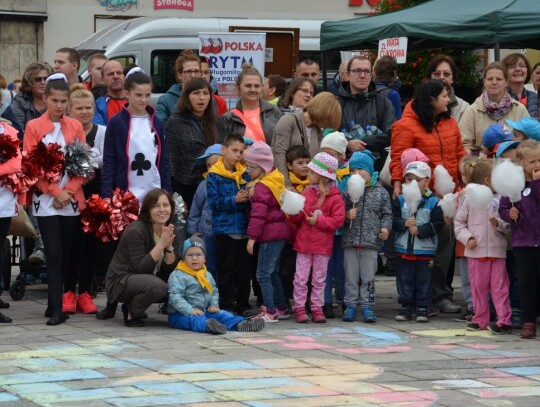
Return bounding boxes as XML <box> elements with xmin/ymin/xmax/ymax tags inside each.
<box><xmin>208</xmin><ymin>156</ymin><xmax>247</xmax><ymax>189</ymax></box>
<box><xmin>482</xmin><ymin>91</ymin><xmax>513</xmax><ymax>121</ymax></box>
<box><xmin>289</xmin><ymin>171</ymin><xmax>310</xmax><ymax>192</ymax></box>
<box><xmin>259</xmin><ymin>169</ymin><xmax>286</xmax><ymax>204</ymax></box>
<box><xmin>176</xmin><ymin>260</ymin><xmax>212</xmax><ymax>294</ymax></box>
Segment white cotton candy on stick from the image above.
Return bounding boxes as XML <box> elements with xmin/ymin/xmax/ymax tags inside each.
<box><xmin>438</xmin><ymin>193</ymin><xmax>458</xmax><ymax>218</ymax></box>
<box><xmin>402</xmin><ymin>179</ymin><xmax>422</xmax><ymax>214</ymax></box>
<box><xmin>281</xmin><ymin>189</ymin><xmax>306</xmax><ymax>215</ymax></box>
<box><xmin>434</xmin><ymin>165</ymin><xmax>456</xmax><ymax>196</ymax></box>
<box><xmin>491</xmin><ymin>159</ymin><xmax>525</xmax><ymax>203</ymax></box>
<box><xmin>347</xmin><ymin>174</ymin><xmax>366</xmax><ymax>204</ymax></box>
<box><xmin>465</xmin><ymin>183</ymin><xmax>493</xmax><ymax>211</ymax></box>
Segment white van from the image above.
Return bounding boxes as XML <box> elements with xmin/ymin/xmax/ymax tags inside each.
<box><xmin>76</xmin><ymin>17</ymin><xmax>339</xmax><ymax>103</ymax></box>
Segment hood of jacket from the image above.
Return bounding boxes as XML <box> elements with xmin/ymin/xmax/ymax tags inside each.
<box><xmin>165</xmin><ymin>83</ymin><xmax>182</xmax><ymax>97</ymax></box>
<box><xmin>338</xmin><ymin>81</ymin><xmax>379</xmax><ymax>102</ymax></box>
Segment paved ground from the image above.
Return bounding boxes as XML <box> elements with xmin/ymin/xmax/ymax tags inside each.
<box><xmin>1</xmin><ymin>270</ymin><xmax>540</xmax><ymax>407</ymax></box>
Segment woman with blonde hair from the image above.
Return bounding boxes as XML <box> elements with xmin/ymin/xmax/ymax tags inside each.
<box><xmin>222</xmin><ymin>63</ymin><xmax>282</xmax><ymax>144</ymax></box>
<box><xmin>272</xmin><ymin>91</ymin><xmax>341</xmax><ymax>186</ymax></box>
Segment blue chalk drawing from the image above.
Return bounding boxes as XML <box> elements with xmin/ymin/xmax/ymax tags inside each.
<box><xmin>499</xmin><ymin>366</ymin><xmax>540</xmax><ymax>376</ymax></box>
<box><xmin>347</xmin><ymin>326</ymin><xmax>406</xmax><ymax>347</ymax></box>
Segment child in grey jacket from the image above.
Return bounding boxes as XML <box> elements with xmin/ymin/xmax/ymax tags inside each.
<box><xmin>167</xmin><ymin>236</ymin><xmax>264</xmax><ymax>334</ymax></box>
<box><xmin>341</xmin><ymin>151</ymin><xmax>393</xmax><ymax>323</ymax></box>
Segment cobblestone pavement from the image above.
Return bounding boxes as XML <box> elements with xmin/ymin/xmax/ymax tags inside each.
<box><xmin>1</xmin><ymin>273</ymin><xmax>539</xmax><ymax>407</ymax></box>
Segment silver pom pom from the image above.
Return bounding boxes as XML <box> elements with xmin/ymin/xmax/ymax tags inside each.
<box><xmin>172</xmin><ymin>192</ymin><xmax>186</xmax><ymax>225</ymax></box>
<box><xmin>64</xmin><ymin>139</ymin><xmax>95</xmax><ymax>178</ymax></box>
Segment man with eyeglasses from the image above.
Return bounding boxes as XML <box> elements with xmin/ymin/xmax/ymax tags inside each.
<box><xmin>93</xmin><ymin>60</ymin><xmax>127</xmax><ymax>125</ymax></box>
<box><xmin>337</xmin><ymin>55</ymin><xmax>396</xmax><ymax>172</ymax></box>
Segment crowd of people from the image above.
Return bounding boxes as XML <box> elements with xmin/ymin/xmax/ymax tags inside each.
<box><xmin>1</xmin><ymin>47</ymin><xmax>540</xmax><ymax>339</ymax></box>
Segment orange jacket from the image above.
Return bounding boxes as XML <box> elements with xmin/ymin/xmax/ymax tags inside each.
<box><xmin>23</xmin><ymin>112</ymin><xmax>87</xmax><ymax>210</ymax></box>
<box><xmin>390</xmin><ymin>102</ymin><xmax>466</xmax><ymax>191</ymax></box>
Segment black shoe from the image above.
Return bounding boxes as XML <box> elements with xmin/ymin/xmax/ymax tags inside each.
<box><xmin>322</xmin><ymin>303</ymin><xmax>335</xmax><ymax>319</ymax></box>
<box><xmin>454</xmin><ymin>309</ymin><xmax>474</xmax><ymax>323</ymax></box>
<box><xmin>46</xmin><ymin>311</ymin><xmax>68</xmax><ymax>326</ymax></box>
<box><xmin>121</xmin><ymin>303</ymin><xmax>144</xmax><ymax>327</ymax></box>
<box><xmin>206</xmin><ymin>318</ymin><xmax>227</xmax><ymax>335</ymax></box>
<box><xmin>44</xmin><ymin>307</ymin><xmax>52</xmax><ymax>318</ymax></box>
<box><xmin>237</xmin><ymin>318</ymin><xmax>265</xmax><ymax>332</ymax></box>
<box><xmin>96</xmin><ymin>302</ymin><xmax>118</xmax><ymax>320</ymax></box>
<box><xmin>0</xmin><ymin>312</ymin><xmax>12</xmax><ymax>323</ymax></box>
<box><xmin>0</xmin><ymin>298</ymin><xmax>10</xmax><ymax>309</ymax></box>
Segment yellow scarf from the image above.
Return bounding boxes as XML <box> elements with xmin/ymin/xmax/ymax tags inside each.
<box><xmin>260</xmin><ymin>169</ymin><xmax>286</xmax><ymax>204</ymax></box>
<box><xmin>289</xmin><ymin>172</ymin><xmax>310</xmax><ymax>193</ymax></box>
<box><xmin>336</xmin><ymin>165</ymin><xmax>350</xmax><ymax>182</ymax></box>
<box><xmin>176</xmin><ymin>260</ymin><xmax>213</xmax><ymax>294</ymax></box>
<box><xmin>208</xmin><ymin>156</ymin><xmax>247</xmax><ymax>189</ymax></box>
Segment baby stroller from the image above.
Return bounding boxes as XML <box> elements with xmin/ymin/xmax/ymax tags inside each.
<box><xmin>6</xmin><ymin>235</ymin><xmax>48</xmax><ymax>301</ymax></box>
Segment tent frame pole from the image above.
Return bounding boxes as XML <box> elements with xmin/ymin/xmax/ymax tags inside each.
<box><xmin>321</xmin><ymin>51</ymin><xmax>328</xmax><ymax>91</ymax></box>
<box><xmin>494</xmin><ymin>43</ymin><xmax>501</xmax><ymax>61</ymax></box>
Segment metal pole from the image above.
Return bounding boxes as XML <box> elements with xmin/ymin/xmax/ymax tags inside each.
<box><xmin>321</xmin><ymin>51</ymin><xmax>328</xmax><ymax>91</ymax></box>
<box><xmin>494</xmin><ymin>43</ymin><xmax>500</xmax><ymax>61</ymax></box>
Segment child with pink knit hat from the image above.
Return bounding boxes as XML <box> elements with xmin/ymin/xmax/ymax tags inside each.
<box><xmin>288</xmin><ymin>152</ymin><xmax>346</xmax><ymax>323</ymax></box>
<box><xmin>244</xmin><ymin>142</ymin><xmax>292</xmax><ymax>323</ymax></box>
<box><xmin>400</xmin><ymin>148</ymin><xmax>430</xmax><ymax>176</ymax></box>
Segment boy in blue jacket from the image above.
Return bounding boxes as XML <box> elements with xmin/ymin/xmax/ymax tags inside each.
<box><xmin>206</xmin><ymin>133</ymin><xmax>252</xmax><ymax>314</ymax></box>
<box><xmin>168</xmin><ymin>236</ymin><xmax>264</xmax><ymax>334</ymax></box>
<box><xmin>392</xmin><ymin>162</ymin><xmax>443</xmax><ymax>323</ymax></box>
<box><xmin>187</xmin><ymin>144</ymin><xmax>222</xmax><ymax>279</ymax></box>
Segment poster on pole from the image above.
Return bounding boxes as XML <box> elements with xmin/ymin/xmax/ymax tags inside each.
<box><xmin>199</xmin><ymin>32</ymin><xmax>266</xmax><ymax>100</ymax></box>
<box><xmin>378</xmin><ymin>37</ymin><xmax>408</xmax><ymax>63</ymax></box>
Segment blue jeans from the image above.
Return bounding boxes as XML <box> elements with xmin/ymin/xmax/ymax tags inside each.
<box><xmin>168</xmin><ymin>310</ymin><xmax>245</xmax><ymax>333</ymax></box>
<box><xmin>256</xmin><ymin>240</ymin><xmax>286</xmax><ymax>309</ymax></box>
<box><xmin>203</xmin><ymin>236</ymin><xmax>218</xmax><ymax>280</ymax></box>
<box><xmin>325</xmin><ymin>235</ymin><xmax>344</xmax><ymax>304</ymax></box>
<box><xmin>396</xmin><ymin>257</ymin><xmax>432</xmax><ymax>308</ymax></box>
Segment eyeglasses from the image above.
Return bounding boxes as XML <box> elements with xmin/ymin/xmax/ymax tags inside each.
<box><xmin>182</xmin><ymin>69</ymin><xmax>201</xmax><ymax>75</ymax></box>
<box><xmin>185</xmin><ymin>253</ymin><xmax>204</xmax><ymax>258</ymax></box>
<box><xmin>507</xmin><ymin>64</ymin><xmax>528</xmax><ymax>70</ymax></box>
<box><xmin>201</xmin><ymin>70</ymin><xmax>211</xmax><ymax>76</ymax></box>
<box><xmin>349</xmin><ymin>69</ymin><xmax>371</xmax><ymax>76</ymax></box>
<box><xmin>246</xmin><ymin>165</ymin><xmax>261</xmax><ymax>172</ymax></box>
<box><xmin>298</xmin><ymin>88</ymin><xmax>314</xmax><ymax>96</ymax></box>
<box><xmin>34</xmin><ymin>76</ymin><xmax>48</xmax><ymax>83</ymax></box>
<box><xmin>432</xmin><ymin>71</ymin><xmax>452</xmax><ymax>78</ymax></box>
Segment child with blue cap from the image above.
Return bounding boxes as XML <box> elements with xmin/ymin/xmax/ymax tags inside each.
<box><xmin>506</xmin><ymin>117</ymin><xmax>540</xmax><ymax>142</ymax></box>
<box><xmin>167</xmin><ymin>236</ymin><xmax>265</xmax><ymax>334</ymax></box>
<box><xmin>341</xmin><ymin>151</ymin><xmax>393</xmax><ymax>323</ymax></box>
<box><xmin>482</xmin><ymin>124</ymin><xmax>512</xmax><ymax>157</ymax></box>
<box><xmin>187</xmin><ymin>144</ymin><xmax>222</xmax><ymax>277</ymax></box>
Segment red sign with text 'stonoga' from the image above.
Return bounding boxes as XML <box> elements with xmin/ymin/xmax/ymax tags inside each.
<box><xmin>154</xmin><ymin>0</ymin><xmax>194</xmax><ymax>11</ymax></box>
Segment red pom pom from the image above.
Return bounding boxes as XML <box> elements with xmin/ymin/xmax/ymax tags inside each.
<box><xmin>0</xmin><ymin>151</ymin><xmax>39</xmax><ymax>193</ymax></box>
<box><xmin>28</xmin><ymin>142</ymin><xmax>65</xmax><ymax>185</ymax></box>
<box><xmin>80</xmin><ymin>188</ymin><xmax>139</xmax><ymax>242</ymax></box>
<box><xmin>0</xmin><ymin>134</ymin><xmax>21</xmax><ymax>164</ymax></box>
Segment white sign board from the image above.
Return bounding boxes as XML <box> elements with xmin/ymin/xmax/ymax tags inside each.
<box><xmin>378</xmin><ymin>37</ymin><xmax>408</xmax><ymax>63</ymax></box>
<box><xmin>265</xmin><ymin>48</ymin><xmax>274</xmax><ymax>63</ymax></box>
<box><xmin>199</xmin><ymin>32</ymin><xmax>266</xmax><ymax>99</ymax></box>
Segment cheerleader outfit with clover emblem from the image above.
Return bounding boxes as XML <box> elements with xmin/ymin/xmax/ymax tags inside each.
<box><xmin>23</xmin><ymin>113</ymin><xmax>87</xmax><ymax>318</ymax></box>
<box><xmin>101</xmin><ymin>104</ymin><xmax>171</xmax><ymax>202</ymax></box>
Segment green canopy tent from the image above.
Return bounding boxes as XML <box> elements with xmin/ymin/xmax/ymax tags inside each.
<box><xmin>321</xmin><ymin>0</ymin><xmax>540</xmax><ymax>52</ymax></box>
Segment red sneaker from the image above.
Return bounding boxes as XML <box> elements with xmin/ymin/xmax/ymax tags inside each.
<box><xmin>76</xmin><ymin>292</ymin><xmax>98</xmax><ymax>314</ymax></box>
<box><xmin>294</xmin><ymin>308</ymin><xmax>309</xmax><ymax>323</ymax></box>
<box><xmin>62</xmin><ymin>291</ymin><xmax>76</xmax><ymax>314</ymax></box>
<box><xmin>311</xmin><ymin>307</ymin><xmax>327</xmax><ymax>323</ymax></box>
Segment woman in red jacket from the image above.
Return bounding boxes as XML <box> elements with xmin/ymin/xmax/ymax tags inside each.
<box><xmin>390</xmin><ymin>79</ymin><xmax>466</xmax><ymax>315</ymax></box>
<box><xmin>23</xmin><ymin>74</ymin><xmax>87</xmax><ymax>326</ymax></box>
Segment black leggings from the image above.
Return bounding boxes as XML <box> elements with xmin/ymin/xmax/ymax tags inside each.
<box><xmin>514</xmin><ymin>247</ymin><xmax>540</xmax><ymax>323</ymax></box>
<box><xmin>66</xmin><ymin>224</ymin><xmax>96</xmax><ymax>294</ymax></box>
<box><xmin>0</xmin><ymin>217</ymin><xmax>11</xmax><ymax>294</ymax></box>
<box><xmin>37</xmin><ymin>216</ymin><xmax>79</xmax><ymax>312</ymax></box>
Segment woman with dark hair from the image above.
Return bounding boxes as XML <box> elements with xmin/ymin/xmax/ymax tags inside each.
<box><xmin>165</xmin><ymin>77</ymin><xmax>226</xmax><ymax>208</ymax></box>
<box><xmin>501</xmin><ymin>53</ymin><xmax>538</xmax><ymax>118</ymax></box>
<box><xmin>390</xmin><ymin>79</ymin><xmax>466</xmax><ymax>197</ymax></box>
<box><xmin>426</xmin><ymin>54</ymin><xmax>469</xmax><ymax>123</ymax></box>
<box><xmin>460</xmin><ymin>62</ymin><xmax>529</xmax><ymax>154</ymax></box>
<box><xmin>11</xmin><ymin>62</ymin><xmax>53</xmax><ymax>136</ymax></box>
<box><xmin>390</xmin><ymin>79</ymin><xmax>467</xmax><ymax>315</ymax></box>
<box><xmin>102</xmin><ymin>188</ymin><xmax>181</xmax><ymax>327</ymax></box>
<box><xmin>525</xmin><ymin>61</ymin><xmax>540</xmax><ymax>94</ymax></box>
<box><xmin>279</xmin><ymin>77</ymin><xmax>316</xmax><ymax>113</ymax></box>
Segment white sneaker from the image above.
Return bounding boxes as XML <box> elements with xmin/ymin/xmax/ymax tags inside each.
<box><xmin>29</xmin><ymin>249</ymin><xmax>46</xmax><ymax>264</ymax></box>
